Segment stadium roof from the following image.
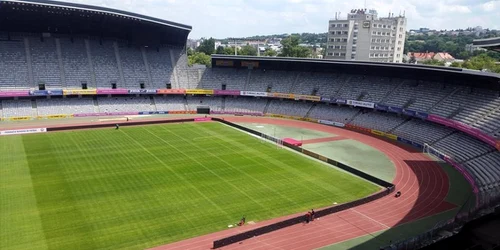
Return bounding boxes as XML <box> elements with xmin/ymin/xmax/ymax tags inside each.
<box><xmin>212</xmin><ymin>55</ymin><xmax>500</xmax><ymax>90</ymax></box>
<box><xmin>473</xmin><ymin>37</ymin><xmax>500</xmax><ymax>52</ymax></box>
<box><xmin>0</xmin><ymin>0</ymin><xmax>191</xmax><ymax>46</ymax></box>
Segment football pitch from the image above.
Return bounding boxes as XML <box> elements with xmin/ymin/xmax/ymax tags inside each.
<box><xmin>0</xmin><ymin>122</ymin><xmax>379</xmax><ymax>250</ymax></box>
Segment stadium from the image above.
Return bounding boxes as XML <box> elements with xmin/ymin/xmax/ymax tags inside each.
<box><xmin>1</xmin><ymin>0</ymin><xmax>500</xmax><ymax>249</ymax></box>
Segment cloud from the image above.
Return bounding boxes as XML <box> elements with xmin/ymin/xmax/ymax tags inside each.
<box><xmin>55</xmin><ymin>0</ymin><xmax>499</xmax><ymax>38</ymax></box>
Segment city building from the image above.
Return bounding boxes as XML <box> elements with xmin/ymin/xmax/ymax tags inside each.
<box><xmin>326</xmin><ymin>9</ymin><xmax>407</xmax><ymax>63</ymax></box>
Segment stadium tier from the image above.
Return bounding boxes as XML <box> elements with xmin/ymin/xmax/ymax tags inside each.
<box><xmin>1</xmin><ymin>1</ymin><xmax>500</xmax><ymax>249</ymax></box>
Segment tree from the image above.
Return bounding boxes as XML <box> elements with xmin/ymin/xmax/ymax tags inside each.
<box><xmin>196</xmin><ymin>38</ymin><xmax>215</xmax><ymax>55</ymax></box>
<box><xmin>215</xmin><ymin>46</ymin><xmax>225</xmax><ymax>55</ymax></box>
<box><xmin>450</xmin><ymin>61</ymin><xmax>462</xmax><ymax>68</ymax></box>
<box><xmin>188</xmin><ymin>52</ymin><xmax>211</xmax><ymax>67</ymax></box>
<box><xmin>408</xmin><ymin>55</ymin><xmax>417</xmax><ymax>64</ymax></box>
<box><xmin>224</xmin><ymin>46</ymin><xmax>236</xmax><ymax>55</ymax></box>
<box><xmin>239</xmin><ymin>45</ymin><xmax>257</xmax><ymax>56</ymax></box>
<box><xmin>279</xmin><ymin>35</ymin><xmax>312</xmax><ymax>58</ymax></box>
<box><xmin>187</xmin><ymin>47</ymin><xmax>194</xmax><ymax>56</ymax></box>
<box><xmin>263</xmin><ymin>48</ymin><xmax>278</xmax><ymax>57</ymax></box>
<box><xmin>421</xmin><ymin>59</ymin><xmax>445</xmax><ymax>66</ymax></box>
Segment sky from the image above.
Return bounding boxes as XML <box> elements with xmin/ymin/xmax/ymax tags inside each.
<box><xmin>60</xmin><ymin>0</ymin><xmax>499</xmax><ymax>39</ymax></box>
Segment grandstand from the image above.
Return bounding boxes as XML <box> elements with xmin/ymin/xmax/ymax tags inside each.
<box><xmin>1</xmin><ymin>0</ymin><xmax>500</xmax><ymax>249</ymax></box>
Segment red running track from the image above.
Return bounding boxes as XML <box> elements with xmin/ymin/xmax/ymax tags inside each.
<box><xmin>151</xmin><ymin>117</ymin><xmax>456</xmax><ymax>250</ymax></box>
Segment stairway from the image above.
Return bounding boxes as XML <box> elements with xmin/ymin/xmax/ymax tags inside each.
<box><xmin>263</xmin><ymin>99</ymin><xmax>272</xmax><ymax>114</ymax></box>
<box><xmin>334</xmin><ymin>75</ymin><xmax>352</xmax><ymax>96</ymax></box>
<box><xmin>183</xmin><ymin>97</ymin><xmax>189</xmax><ymax>111</ymax></box>
<box><xmin>169</xmin><ymin>49</ymin><xmax>180</xmax><ymax>88</ymax></box>
<box><xmin>150</xmin><ymin>96</ymin><xmax>157</xmax><ymax>111</ymax></box>
<box><xmin>84</xmin><ymin>39</ymin><xmax>97</xmax><ymax>88</ymax></box>
<box><xmin>31</xmin><ymin>99</ymin><xmax>38</xmax><ymax>117</ymax></box>
<box><xmin>23</xmin><ymin>37</ymin><xmax>35</xmax><ymax>88</ymax></box>
<box><xmin>347</xmin><ymin>109</ymin><xmax>362</xmax><ymax>124</ymax></box>
<box><xmin>304</xmin><ymin>103</ymin><xmax>316</xmax><ymax>118</ymax></box>
<box><xmin>114</xmin><ymin>42</ymin><xmax>126</xmax><ymax>88</ymax></box>
<box><xmin>55</xmin><ymin>38</ymin><xmax>66</xmax><ymax>88</ymax></box>
<box><xmin>388</xmin><ymin>118</ymin><xmax>411</xmax><ymax>133</ymax></box>
<box><xmin>244</xmin><ymin>70</ymin><xmax>252</xmax><ymax>91</ymax></box>
<box><xmin>430</xmin><ymin>131</ymin><xmax>457</xmax><ymax>146</ymax></box>
<box><xmin>221</xmin><ymin>97</ymin><xmax>226</xmax><ymax>112</ymax></box>
<box><xmin>428</xmin><ymin>87</ymin><xmax>461</xmax><ymax>113</ymax></box>
<box><xmin>380</xmin><ymin>80</ymin><xmax>404</xmax><ymax>103</ymax></box>
<box><xmin>288</xmin><ymin>72</ymin><xmax>301</xmax><ymax>94</ymax></box>
<box><xmin>93</xmin><ymin>97</ymin><xmax>99</xmax><ymax>113</ymax></box>
<box><xmin>141</xmin><ymin>47</ymin><xmax>153</xmax><ymax>88</ymax></box>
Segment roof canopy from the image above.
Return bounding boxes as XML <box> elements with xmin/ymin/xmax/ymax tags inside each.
<box><xmin>0</xmin><ymin>0</ymin><xmax>191</xmax><ymax>46</ymax></box>
<box><xmin>473</xmin><ymin>37</ymin><xmax>500</xmax><ymax>53</ymax></box>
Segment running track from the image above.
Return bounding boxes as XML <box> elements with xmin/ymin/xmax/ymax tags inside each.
<box><xmin>6</xmin><ymin>116</ymin><xmax>456</xmax><ymax>249</ymax></box>
<box><xmin>150</xmin><ymin>117</ymin><xmax>456</xmax><ymax>250</ymax></box>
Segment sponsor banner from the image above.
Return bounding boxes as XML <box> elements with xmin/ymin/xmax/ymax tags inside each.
<box><xmin>63</xmin><ymin>89</ymin><xmax>97</xmax><ymax>95</ymax></box>
<box><xmin>385</xmin><ymin>133</ymin><xmax>398</xmax><ymax>141</ymax></box>
<box><xmin>415</xmin><ymin>111</ymin><xmax>429</xmax><ymax>120</ymax></box>
<box><xmin>241</xmin><ymin>61</ymin><xmax>259</xmax><ymax>68</ymax></box>
<box><xmin>185</xmin><ymin>89</ymin><xmax>214</xmax><ymax>95</ymax></box>
<box><xmin>1</xmin><ymin>128</ymin><xmax>46</xmax><ymax>136</ymax></box>
<box><xmin>128</xmin><ymin>89</ymin><xmax>157</xmax><ymax>94</ymax></box>
<box><xmin>375</xmin><ymin>104</ymin><xmax>388</xmax><ymax>111</ymax></box>
<box><xmin>168</xmin><ymin>111</ymin><xmax>188</xmax><ymax>114</ymax></box>
<box><xmin>295</xmin><ymin>95</ymin><xmax>321</xmax><ymax>102</ymax></box>
<box><xmin>159</xmin><ymin>89</ymin><xmax>186</xmax><ymax>94</ymax></box>
<box><xmin>0</xmin><ymin>90</ymin><xmax>30</xmax><ymax>97</ymax></box>
<box><xmin>29</xmin><ymin>89</ymin><xmax>64</xmax><ymax>96</ymax></box>
<box><xmin>335</xmin><ymin>99</ymin><xmax>347</xmax><ymax>104</ymax></box>
<box><xmin>428</xmin><ymin>114</ymin><xmax>497</xmax><ymax>148</ymax></box>
<box><xmin>320</xmin><ymin>97</ymin><xmax>332</xmax><ymax>103</ymax></box>
<box><xmin>412</xmin><ymin>141</ymin><xmax>423</xmax><ymax>149</ymax></box>
<box><xmin>271</xmin><ymin>92</ymin><xmax>294</xmax><ymax>99</ymax></box>
<box><xmin>73</xmin><ymin>112</ymin><xmax>138</xmax><ymax>117</ymax></box>
<box><xmin>194</xmin><ymin>117</ymin><xmax>212</xmax><ymax>122</ymax></box>
<box><xmin>9</xmin><ymin>116</ymin><xmax>31</xmax><ymax>121</ymax></box>
<box><xmin>402</xmin><ymin>109</ymin><xmax>416</xmax><ymax>117</ymax></box>
<box><xmin>397</xmin><ymin>137</ymin><xmax>412</xmax><ymax>145</ymax></box>
<box><xmin>157</xmin><ymin>89</ymin><xmax>186</xmax><ymax>94</ymax></box>
<box><xmin>97</xmin><ymin>89</ymin><xmax>128</xmax><ymax>95</ymax></box>
<box><xmin>213</xmin><ymin>90</ymin><xmax>241</xmax><ymax>96</ymax></box>
<box><xmin>318</xmin><ymin>120</ymin><xmax>345</xmax><ymax>128</ymax></box>
<box><xmin>210</xmin><ymin>111</ymin><xmax>264</xmax><ymax>116</ymax></box>
<box><xmin>240</xmin><ymin>91</ymin><xmax>268</xmax><ymax>97</ymax></box>
<box><xmin>215</xmin><ymin>60</ymin><xmax>234</xmax><ymax>67</ymax></box>
<box><xmin>46</xmin><ymin>114</ymin><xmax>70</xmax><ymax>119</ymax></box>
<box><xmin>371</xmin><ymin>129</ymin><xmax>386</xmax><ymax>137</ymax></box>
<box><xmin>138</xmin><ymin>111</ymin><xmax>169</xmax><ymax>115</ymax></box>
<box><xmin>387</xmin><ymin>106</ymin><xmax>403</xmax><ymax>114</ymax></box>
<box><xmin>346</xmin><ymin>124</ymin><xmax>371</xmax><ymax>133</ymax></box>
<box><xmin>346</xmin><ymin>100</ymin><xmax>375</xmax><ymax>109</ymax></box>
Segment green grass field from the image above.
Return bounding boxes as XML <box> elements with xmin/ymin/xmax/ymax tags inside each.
<box><xmin>0</xmin><ymin>122</ymin><xmax>379</xmax><ymax>250</ymax></box>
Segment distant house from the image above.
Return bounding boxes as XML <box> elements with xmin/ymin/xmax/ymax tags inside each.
<box><xmin>407</xmin><ymin>52</ymin><xmax>455</xmax><ymax>63</ymax></box>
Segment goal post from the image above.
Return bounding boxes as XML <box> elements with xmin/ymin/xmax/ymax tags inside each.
<box><xmin>423</xmin><ymin>143</ymin><xmax>448</xmax><ymax>159</ymax></box>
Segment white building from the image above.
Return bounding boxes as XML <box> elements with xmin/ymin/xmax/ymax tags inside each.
<box><xmin>326</xmin><ymin>9</ymin><xmax>407</xmax><ymax>63</ymax></box>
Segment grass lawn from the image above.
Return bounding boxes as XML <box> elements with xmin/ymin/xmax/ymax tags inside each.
<box><xmin>0</xmin><ymin>122</ymin><xmax>379</xmax><ymax>250</ymax></box>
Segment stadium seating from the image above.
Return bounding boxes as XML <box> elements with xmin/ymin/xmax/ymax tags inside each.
<box><xmin>224</xmin><ymin>97</ymin><xmax>267</xmax><ymax>113</ymax></box>
<box><xmin>59</xmin><ymin>37</ymin><xmax>92</xmax><ymax>88</ymax></box>
<box><xmin>1</xmin><ymin>100</ymin><xmax>34</xmax><ymax>117</ymax></box>
<box><xmin>186</xmin><ymin>96</ymin><xmax>223</xmax><ymax>111</ymax></box>
<box><xmin>1</xmin><ymin>33</ymin><xmax>500</xmax><ymax>197</ymax></box>
<box><xmin>307</xmin><ymin>104</ymin><xmax>359</xmax><ymax>123</ymax></box>
<box><xmin>154</xmin><ymin>96</ymin><xmax>186</xmax><ymax>111</ymax></box>
<box><xmin>97</xmin><ymin>96</ymin><xmax>153</xmax><ymax>112</ymax></box>
<box><xmin>0</xmin><ymin>40</ymin><xmax>29</xmax><ymax>89</ymax></box>
<box><xmin>146</xmin><ymin>47</ymin><xmax>175</xmax><ymax>89</ymax></box>
<box><xmin>267</xmin><ymin>99</ymin><xmax>312</xmax><ymax>117</ymax></box>
<box><xmin>89</xmin><ymin>39</ymin><xmax>122</xmax><ymax>88</ymax></box>
<box><xmin>29</xmin><ymin>36</ymin><xmax>62</xmax><ymax>88</ymax></box>
<box><xmin>36</xmin><ymin>98</ymin><xmax>94</xmax><ymax>115</ymax></box>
